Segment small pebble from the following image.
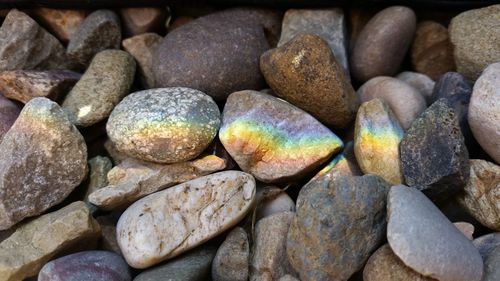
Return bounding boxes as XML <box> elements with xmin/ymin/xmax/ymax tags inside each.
<box><xmin>453</xmin><ymin>222</ymin><xmax>475</xmax><ymax>240</ymax></box>
<box><xmin>396</xmin><ymin>71</ymin><xmax>435</xmax><ymax>104</ymax></box>
<box><xmin>312</xmin><ymin>141</ymin><xmax>363</xmax><ymax>180</ymax></box>
<box><xmin>32</xmin><ymin>8</ymin><xmax>87</xmax><ymax>43</ymax></box>
<box><xmin>122</xmin><ymin>33</ymin><xmax>163</xmax><ymax>88</ymax></box>
<box><xmin>83</xmin><ymin>156</ymin><xmax>113</xmax><ymax>207</ymax></box>
<box><xmin>212</xmin><ymin>227</ymin><xmax>249</xmax><ymax>281</ymax></box>
<box><xmin>119</xmin><ymin>7</ymin><xmax>168</xmax><ymax>36</ymax></box>
<box><xmin>96</xmin><ymin>213</ymin><xmax>122</xmax><ymax>255</ymax></box>
<box><xmin>0</xmin><ymin>95</ymin><xmax>20</xmax><ymax>141</ymax></box>
<box><xmin>255</xmin><ymin>186</ymin><xmax>295</xmax><ymax>220</ymax></box>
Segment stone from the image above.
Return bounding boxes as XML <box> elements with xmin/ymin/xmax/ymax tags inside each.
<box><xmin>354</xmin><ymin>98</ymin><xmax>404</xmax><ymax>185</ymax></box>
<box><xmin>387</xmin><ymin>185</ymin><xmax>483</xmax><ymax>281</ymax></box>
<box><xmin>400</xmin><ymin>99</ymin><xmax>469</xmax><ymax>200</ymax></box>
<box><xmin>120</xmin><ymin>7</ymin><xmax>168</xmax><ymax>36</ymax></box>
<box><xmin>219</xmin><ymin>90</ymin><xmax>343</xmax><ymax>183</ymax></box>
<box><xmin>311</xmin><ymin>141</ymin><xmax>363</xmax><ymax>180</ymax></box>
<box><xmin>153</xmin><ymin>8</ymin><xmax>281</xmax><ymax>100</ymax></box>
<box><xmin>0</xmin><ymin>9</ymin><xmax>69</xmax><ymax>72</ymax></box>
<box><xmin>348</xmin><ymin>8</ymin><xmax>376</xmax><ymax>52</ymax></box>
<box><xmin>453</xmin><ymin>222</ymin><xmax>474</xmax><ymax>240</ymax></box>
<box><xmin>411</xmin><ymin>21</ymin><xmax>455</xmax><ymax>80</ymax></box>
<box><xmin>255</xmin><ymin>186</ymin><xmax>295</xmax><ymax>220</ymax></box>
<box><xmin>0</xmin><ymin>98</ymin><xmax>87</xmax><ymax>230</ymax></box>
<box><xmin>105</xmin><ymin>139</ymin><xmax>129</xmax><ymax>165</ymax></box>
<box><xmin>117</xmin><ymin>171</ymin><xmax>256</xmax><ymax>268</ymax></box>
<box><xmin>351</xmin><ymin>6</ymin><xmax>416</xmax><ymax>82</ymax></box>
<box><xmin>89</xmin><ymin>155</ymin><xmax>226</xmax><ymax>210</ymax></box>
<box><xmin>32</xmin><ymin>8</ymin><xmax>87</xmax><ymax>43</ymax></box>
<box><xmin>0</xmin><ymin>70</ymin><xmax>81</xmax><ymax>104</ymax></box>
<box><xmin>212</xmin><ymin>227</ymin><xmax>249</xmax><ymax>281</ymax></box>
<box><xmin>457</xmin><ymin>159</ymin><xmax>500</xmax><ymax>230</ymax></box>
<box><xmin>67</xmin><ymin>10</ymin><xmax>121</xmax><ymax>69</ymax></box>
<box><xmin>278</xmin><ymin>8</ymin><xmax>349</xmax><ymax>78</ymax></box>
<box><xmin>473</xmin><ymin>233</ymin><xmax>500</xmax><ymax>281</ymax></box>
<box><xmin>167</xmin><ymin>16</ymin><xmax>194</xmax><ymax>31</ymax></box>
<box><xmin>122</xmin><ymin>33</ymin><xmax>162</xmax><ymax>88</ymax></box>
<box><xmin>84</xmin><ymin>156</ymin><xmax>113</xmax><ymax>206</ymax></box>
<box><xmin>96</xmin><ymin>214</ymin><xmax>122</xmax><ymax>255</ymax></box>
<box><xmin>0</xmin><ymin>95</ymin><xmax>20</xmax><ymax>141</ymax></box>
<box><xmin>107</xmin><ymin>87</ymin><xmax>220</xmax><ymax>164</ymax></box>
<box><xmin>468</xmin><ymin>62</ymin><xmax>500</xmax><ymax>163</ymax></box>
<box><xmin>0</xmin><ymin>201</ymin><xmax>100</xmax><ymax>281</ymax></box>
<box><xmin>260</xmin><ymin>33</ymin><xmax>358</xmax><ymax>129</ymax></box>
<box><xmin>38</xmin><ymin>251</ymin><xmax>131</xmax><ymax>281</ymax></box>
<box><xmin>473</xmin><ymin>233</ymin><xmax>500</xmax><ymax>256</ymax></box>
<box><xmin>396</xmin><ymin>71</ymin><xmax>435</xmax><ymax>104</ymax></box>
<box><xmin>278</xmin><ymin>275</ymin><xmax>300</xmax><ymax>281</ymax></box>
<box><xmin>357</xmin><ymin>76</ymin><xmax>426</xmax><ymax>129</ymax></box>
<box><xmin>287</xmin><ymin>173</ymin><xmax>390</xmax><ymax>281</ymax></box>
<box><xmin>62</xmin><ymin>50</ymin><xmax>135</xmax><ymax>127</ymax></box>
<box><xmin>449</xmin><ymin>5</ymin><xmax>500</xmax><ymax>80</ymax></box>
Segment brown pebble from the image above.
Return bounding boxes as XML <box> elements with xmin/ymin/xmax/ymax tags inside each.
<box><xmin>32</xmin><ymin>8</ymin><xmax>88</xmax><ymax>43</ymax></box>
<box><xmin>120</xmin><ymin>7</ymin><xmax>168</xmax><ymax>36</ymax></box>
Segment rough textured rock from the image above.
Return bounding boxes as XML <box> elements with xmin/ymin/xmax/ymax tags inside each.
<box><xmin>311</xmin><ymin>141</ymin><xmax>363</xmax><ymax>180</ymax></box>
<box><xmin>84</xmin><ymin>156</ymin><xmax>113</xmax><ymax>206</ymax></box>
<box><xmin>122</xmin><ymin>33</ymin><xmax>162</xmax><ymax>88</ymax></box>
<box><xmin>0</xmin><ymin>201</ymin><xmax>100</xmax><ymax>281</ymax></box>
<box><xmin>107</xmin><ymin>87</ymin><xmax>220</xmax><ymax>163</ymax></box>
<box><xmin>287</xmin><ymin>173</ymin><xmax>390</xmax><ymax>281</ymax></box>
<box><xmin>354</xmin><ymin>98</ymin><xmax>404</xmax><ymax>185</ymax></box>
<box><xmin>400</xmin><ymin>99</ymin><xmax>469</xmax><ymax>200</ymax></box>
<box><xmin>32</xmin><ymin>8</ymin><xmax>87</xmax><ymax>43</ymax></box>
<box><xmin>219</xmin><ymin>90</ymin><xmax>343</xmax><ymax>183</ymax></box>
<box><xmin>212</xmin><ymin>227</ymin><xmax>249</xmax><ymax>281</ymax></box>
<box><xmin>387</xmin><ymin>185</ymin><xmax>483</xmax><ymax>281</ymax></box>
<box><xmin>396</xmin><ymin>71</ymin><xmax>435</xmax><ymax>104</ymax></box>
<box><xmin>351</xmin><ymin>6</ymin><xmax>416</xmax><ymax>82</ymax></box>
<box><xmin>255</xmin><ymin>186</ymin><xmax>295</xmax><ymax>220</ymax></box>
<box><xmin>0</xmin><ymin>95</ymin><xmax>20</xmax><ymax>141</ymax></box>
<box><xmin>0</xmin><ymin>70</ymin><xmax>81</xmax><ymax>104</ymax></box>
<box><xmin>468</xmin><ymin>62</ymin><xmax>500</xmax><ymax>163</ymax></box>
<box><xmin>260</xmin><ymin>33</ymin><xmax>357</xmax><ymax>129</ymax></box>
<box><xmin>38</xmin><ymin>251</ymin><xmax>131</xmax><ymax>281</ymax></box>
<box><xmin>473</xmin><ymin>233</ymin><xmax>500</xmax><ymax>281</ymax></box>
<box><xmin>120</xmin><ymin>7</ymin><xmax>168</xmax><ymax>36</ymax></box>
<box><xmin>117</xmin><ymin>171</ymin><xmax>256</xmax><ymax>268</ymax></box>
<box><xmin>411</xmin><ymin>21</ymin><xmax>455</xmax><ymax>80</ymax></box>
<box><xmin>0</xmin><ymin>98</ymin><xmax>87</xmax><ymax>230</ymax></box>
<box><xmin>449</xmin><ymin>5</ymin><xmax>500</xmax><ymax>80</ymax></box>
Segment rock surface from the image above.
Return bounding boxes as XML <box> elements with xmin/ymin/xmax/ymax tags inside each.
<box><xmin>312</xmin><ymin>141</ymin><xmax>363</xmax><ymax>180</ymax></box>
<box><xmin>119</xmin><ymin>7</ymin><xmax>167</xmax><ymax>36</ymax></box>
<box><xmin>122</xmin><ymin>33</ymin><xmax>162</xmax><ymax>88</ymax></box>
<box><xmin>212</xmin><ymin>227</ymin><xmax>249</xmax><ymax>281</ymax></box>
<box><xmin>0</xmin><ymin>95</ymin><xmax>20</xmax><ymax>141</ymax></box>
<box><xmin>84</xmin><ymin>156</ymin><xmax>113</xmax><ymax>206</ymax></box>
<box><xmin>32</xmin><ymin>8</ymin><xmax>87</xmax><ymax>43</ymax></box>
<box><xmin>396</xmin><ymin>71</ymin><xmax>435</xmax><ymax>104</ymax></box>
<box><xmin>453</xmin><ymin>222</ymin><xmax>474</xmax><ymax>240</ymax></box>
<box><xmin>255</xmin><ymin>186</ymin><xmax>295</xmax><ymax>220</ymax></box>
<box><xmin>96</xmin><ymin>214</ymin><xmax>122</xmax><ymax>255</ymax></box>
<box><xmin>473</xmin><ymin>233</ymin><xmax>500</xmax><ymax>281</ymax></box>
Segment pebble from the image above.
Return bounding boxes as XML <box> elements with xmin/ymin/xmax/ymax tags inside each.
<box><xmin>38</xmin><ymin>251</ymin><xmax>131</xmax><ymax>281</ymax></box>
<box><xmin>255</xmin><ymin>186</ymin><xmax>295</xmax><ymax>220</ymax></box>
<box><xmin>122</xmin><ymin>33</ymin><xmax>163</xmax><ymax>88</ymax></box>
<box><xmin>67</xmin><ymin>10</ymin><xmax>121</xmax><ymax>69</ymax></box>
<box><xmin>287</xmin><ymin>173</ymin><xmax>390</xmax><ymax>281</ymax></box>
<box><xmin>0</xmin><ymin>201</ymin><xmax>100</xmax><ymax>281</ymax></box>
<box><xmin>219</xmin><ymin>90</ymin><xmax>343</xmax><ymax>183</ymax></box>
<box><xmin>0</xmin><ymin>70</ymin><xmax>81</xmax><ymax>104</ymax></box>
<box><xmin>357</xmin><ymin>76</ymin><xmax>426</xmax><ymax>129</ymax></box>
<box><xmin>117</xmin><ymin>171</ymin><xmax>256</xmax><ymax>268</ymax></box>
<box><xmin>96</xmin><ymin>214</ymin><xmax>122</xmax><ymax>255</ymax></box>
<box><xmin>473</xmin><ymin>233</ymin><xmax>500</xmax><ymax>281</ymax></box>
<box><xmin>212</xmin><ymin>227</ymin><xmax>249</xmax><ymax>281</ymax></box>
<box><xmin>351</xmin><ymin>6</ymin><xmax>416</xmax><ymax>82</ymax></box>
<box><xmin>62</xmin><ymin>50</ymin><xmax>136</xmax><ymax>127</ymax></box>
<box><xmin>449</xmin><ymin>5</ymin><xmax>500</xmax><ymax>80</ymax></box>
<box><xmin>0</xmin><ymin>95</ymin><xmax>20</xmax><ymax>141</ymax></box>
<box><xmin>468</xmin><ymin>62</ymin><xmax>500</xmax><ymax>163</ymax></box>
<box><xmin>453</xmin><ymin>222</ymin><xmax>474</xmax><ymax>240</ymax></box>
<box><xmin>32</xmin><ymin>8</ymin><xmax>87</xmax><ymax>43</ymax></box>
<box><xmin>396</xmin><ymin>71</ymin><xmax>435</xmax><ymax>104</ymax></box>
<box><xmin>107</xmin><ymin>87</ymin><xmax>220</xmax><ymax>163</ymax></box>
<box><xmin>260</xmin><ymin>33</ymin><xmax>358</xmax><ymax>129</ymax></box>
<box><xmin>83</xmin><ymin>156</ymin><xmax>113</xmax><ymax>207</ymax></box>
<box><xmin>0</xmin><ymin>98</ymin><xmax>87</xmax><ymax>230</ymax></box>
<box><xmin>354</xmin><ymin>98</ymin><xmax>404</xmax><ymax>185</ymax></box>
<box><xmin>411</xmin><ymin>21</ymin><xmax>455</xmax><ymax>80</ymax></box>
<box><xmin>387</xmin><ymin>185</ymin><xmax>483</xmax><ymax>281</ymax></box>
<box><xmin>312</xmin><ymin>141</ymin><xmax>363</xmax><ymax>180</ymax></box>
<box><xmin>120</xmin><ymin>7</ymin><xmax>168</xmax><ymax>36</ymax></box>
<box><xmin>278</xmin><ymin>275</ymin><xmax>300</xmax><ymax>281</ymax></box>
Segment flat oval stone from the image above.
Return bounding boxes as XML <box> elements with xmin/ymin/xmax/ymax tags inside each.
<box><xmin>38</xmin><ymin>251</ymin><xmax>131</xmax><ymax>281</ymax></box>
<box><xmin>107</xmin><ymin>87</ymin><xmax>220</xmax><ymax>164</ymax></box>
<box><xmin>219</xmin><ymin>90</ymin><xmax>343</xmax><ymax>183</ymax></box>
<box><xmin>117</xmin><ymin>171</ymin><xmax>256</xmax><ymax>268</ymax></box>
<box><xmin>387</xmin><ymin>185</ymin><xmax>483</xmax><ymax>281</ymax></box>
<box><xmin>212</xmin><ymin>227</ymin><xmax>249</xmax><ymax>281</ymax></box>
<box><xmin>0</xmin><ymin>95</ymin><xmax>20</xmax><ymax>141</ymax></box>
<box><xmin>351</xmin><ymin>6</ymin><xmax>416</xmax><ymax>82</ymax></box>
<box><xmin>396</xmin><ymin>71</ymin><xmax>435</xmax><ymax>104</ymax></box>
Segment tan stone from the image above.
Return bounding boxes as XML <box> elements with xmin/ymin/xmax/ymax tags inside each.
<box><xmin>453</xmin><ymin>222</ymin><xmax>474</xmax><ymax>240</ymax></box>
<box><xmin>122</xmin><ymin>32</ymin><xmax>163</xmax><ymax>88</ymax></box>
<box><xmin>120</xmin><ymin>7</ymin><xmax>168</xmax><ymax>36</ymax></box>
<box><xmin>32</xmin><ymin>8</ymin><xmax>87</xmax><ymax>43</ymax></box>
<box><xmin>255</xmin><ymin>186</ymin><xmax>295</xmax><ymax>220</ymax></box>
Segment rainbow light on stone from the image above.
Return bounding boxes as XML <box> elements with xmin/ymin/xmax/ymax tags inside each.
<box><xmin>312</xmin><ymin>152</ymin><xmax>350</xmax><ymax>180</ymax></box>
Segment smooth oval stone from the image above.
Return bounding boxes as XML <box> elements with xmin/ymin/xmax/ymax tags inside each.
<box><xmin>0</xmin><ymin>98</ymin><xmax>87</xmax><ymax>230</ymax></box>
<box><xmin>122</xmin><ymin>33</ymin><xmax>163</xmax><ymax>88</ymax></box>
<box><xmin>396</xmin><ymin>71</ymin><xmax>435</xmax><ymax>104</ymax></box>
<box><xmin>117</xmin><ymin>171</ymin><xmax>256</xmax><ymax>268</ymax></box>
<box><xmin>38</xmin><ymin>251</ymin><xmax>131</xmax><ymax>281</ymax></box>
<box><xmin>255</xmin><ymin>186</ymin><xmax>295</xmax><ymax>220</ymax></box>
<box><xmin>354</xmin><ymin>98</ymin><xmax>404</xmax><ymax>185</ymax></box>
<box><xmin>212</xmin><ymin>227</ymin><xmax>249</xmax><ymax>281</ymax></box>
<box><xmin>62</xmin><ymin>50</ymin><xmax>136</xmax><ymax>127</ymax></box>
<box><xmin>0</xmin><ymin>95</ymin><xmax>20</xmax><ymax>141</ymax></box>
<box><xmin>387</xmin><ymin>185</ymin><xmax>483</xmax><ymax>281</ymax></box>
<box><xmin>357</xmin><ymin>76</ymin><xmax>426</xmax><ymax>129</ymax></box>
<box><xmin>119</xmin><ymin>7</ymin><xmax>168</xmax><ymax>36</ymax></box>
<box><xmin>107</xmin><ymin>87</ymin><xmax>220</xmax><ymax>164</ymax></box>
<box><xmin>351</xmin><ymin>6</ymin><xmax>416</xmax><ymax>82</ymax></box>
<box><xmin>260</xmin><ymin>33</ymin><xmax>358</xmax><ymax>129</ymax></box>
<box><xmin>449</xmin><ymin>5</ymin><xmax>500</xmax><ymax>80</ymax></box>
<box><xmin>468</xmin><ymin>62</ymin><xmax>500</xmax><ymax>163</ymax></box>
<box><xmin>219</xmin><ymin>90</ymin><xmax>343</xmax><ymax>183</ymax></box>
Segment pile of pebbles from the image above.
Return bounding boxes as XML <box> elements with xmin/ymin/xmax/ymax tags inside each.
<box><xmin>0</xmin><ymin>3</ymin><xmax>498</xmax><ymax>281</ymax></box>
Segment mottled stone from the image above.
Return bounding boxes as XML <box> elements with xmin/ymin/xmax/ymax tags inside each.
<box><xmin>453</xmin><ymin>222</ymin><xmax>474</xmax><ymax>240</ymax></box>
<box><xmin>449</xmin><ymin>5</ymin><xmax>500</xmax><ymax>80</ymax></box>
<box><xmin>0</xmin><ymin>95</ymin><xmax>20</xmax><ymax>141</ymax></box>
<box><xmin>0</xmin><ymin>70</ymin><xmax>80</xmax><ymax>103</ymax></box>
<box><xmin>0</xmin><ymin>201</ymin><xmax>100</xmax><ymax>281</ymax></box>
<box><xmin>120</xmin><ymin>7</ymin><xmax>168</xmax><ymax>36</ymax></box>
<box><xmin>260</xmin><ymin>33</ymin><xmax>357</xmax><ymax>129</ymax></box>
<box><xmin>32</xmin><ymin>8</ymin><xmax>87</xmax><ymax>43</ymax></box>
<box><xmin>219</xmin><ymin>90</ymin><xmax>342</xmax><ymax>183</ymax></box>
<box><xmin>255</xmin><ymin>186</ymin><xmax>295</xmax><ymax>220</ymax></box>
<box><xmin>473</xmin><ymin>233</ymin><xmax>500</xmax><ymax>281</ymax></box>
<box><xmin>387</xmin><ymin>185</ymin><xmax>483</xmax><ymax>281</ymax></box>
<box><xmin>351</xmin><ymin>6</ymin><xmax>416</xmax><ymax>82</ymax></box>
<box><xmin>287</xmin><ymin>173</ymin><xmax>390</xmax><ymax>281</ymax></box>
<box><xmin>212</xmin><ymin>227</ymin><xmax>249</xmax><ymax>281</ymax></box>
<box><xmin>107</xmin><ymin>87</ymin><xmax>220</xmax><ymax>163</ymax></box>
<box><xmin>396</xmin><ymin>71</ymin><xmax>435</xmax><ymax>104</ymax></box>
<box><xmin>0</xmin><ymin>98</ymin><xmax>87</xmax><ymax>230</ymax></box>
<box><xmin>84</xmin><ymin>156</ymin><xmax>113</xmax><ymax>205</ymax></box>
<box><xmin>122</xmin><ymin>33</ymin><xmax>162</xmax><ymax>88</ymax></box>
<box><xmin>117</xmin><ymin>171</ymin><xmax>256</xmax><ymax>268</ymax></box>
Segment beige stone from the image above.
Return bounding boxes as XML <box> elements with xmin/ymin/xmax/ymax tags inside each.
<box><xmin>255</xmin><ymin>186</ymin><xmax>295</xmax><ymax>220</ymax></box>
<box><xmin>122</xmin><ymin>33</ymin><xmax>163</xmax><ymax>88</ymax></box>
<box><xmin>453</xmin><ymin>222</ymin><xmax>474</xmax><ymax>240</ymax></box>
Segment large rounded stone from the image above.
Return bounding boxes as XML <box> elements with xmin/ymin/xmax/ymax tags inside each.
<box><xmin>0</xmin><ymin>95</ymin><xmax>20</xmax><ymax>141</ymax></box>
<box><xmin>212</xmin><ymin>227</ymin><xmax>249</xmax><ymax>281</ymax></box>
<box><xmin>107</xmin><ymin>87</ymin><xmax>220</xmax><ymax>164</ymax></box>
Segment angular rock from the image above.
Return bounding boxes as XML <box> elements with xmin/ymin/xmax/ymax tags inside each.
<box><xmin>120</xmin><ymin>7</ymin><xmax>168</xmax><ymax>36</ymax></box>
<box><xmin>219</xmin><ymin>90</ymin><xmax>343</xmax><ymax>183</ymax></box>
<box><xmin>0</xmin><ymin>95</ymin><xmax>20</xmax><ymax>141</ymax></box>
<box><xmin>212</xmin><ymin>227</ymin><xmax>249</xmax><ymax>281</ymax></box>
<box><xmin>260</xmin><ymin>33</ymin><xmax>357</xmax><ymax>129</ymax></box>
<box><xmin>396</xmin><ymin>71</ymin><xmax>435</xmax><ymax>104</ymax></box>
<box><xmin>117</xmin><ymin>171</ymin><xmax>256</xmax><ymax>268</ymax></box>
<box><xmin>32</xmin><ymin>8</ymin><xmax>87</xmax><ymax>43</ymax></box>
<box><xmin>122</xmin><ymin>33</ymin><xmax>162</xmax><ymax>88</ymax></box>
<box><xmin>473</xmin><ymin>233</ymin><xmax>500</xmax><ymax>281</ymax></box>
<box><xmin>311</xmin><ymin>141</ymin><xmax>363</xmax><ymax>180</ymax></box>
<box><xmin>0</xmin><ymin>98</ymin><xmax>87</xmax><ymax>230</ymax></box>
<box><xmin>84</xmin><ymin>156</ymin><xmax>113</xmax><ymax>205</ymax></box>
<box><xmin>0</xmin><ymin>201</ymin><xmax>100</xmax><ymax>281</ymax></box>
<box><xmin>255</xmin><ymin>186</ymin><xmax>295</xmax><ymax>220</ymax></box>
<box><xmin>107</xmin><ymin>87</ymin><xmax>220</xmax><ymax>163</ymax></box>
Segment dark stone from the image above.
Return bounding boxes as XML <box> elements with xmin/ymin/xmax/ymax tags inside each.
<box><xmin>0</xmin><ymin>95</ymin><xmax>20</xmax><ymax>142</ymax></box>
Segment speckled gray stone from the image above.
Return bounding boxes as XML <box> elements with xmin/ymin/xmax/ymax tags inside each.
<box><xmin>212</xmin><ymin>227</ymin><xmax>249</xmax><ymax>281</ymax></box>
